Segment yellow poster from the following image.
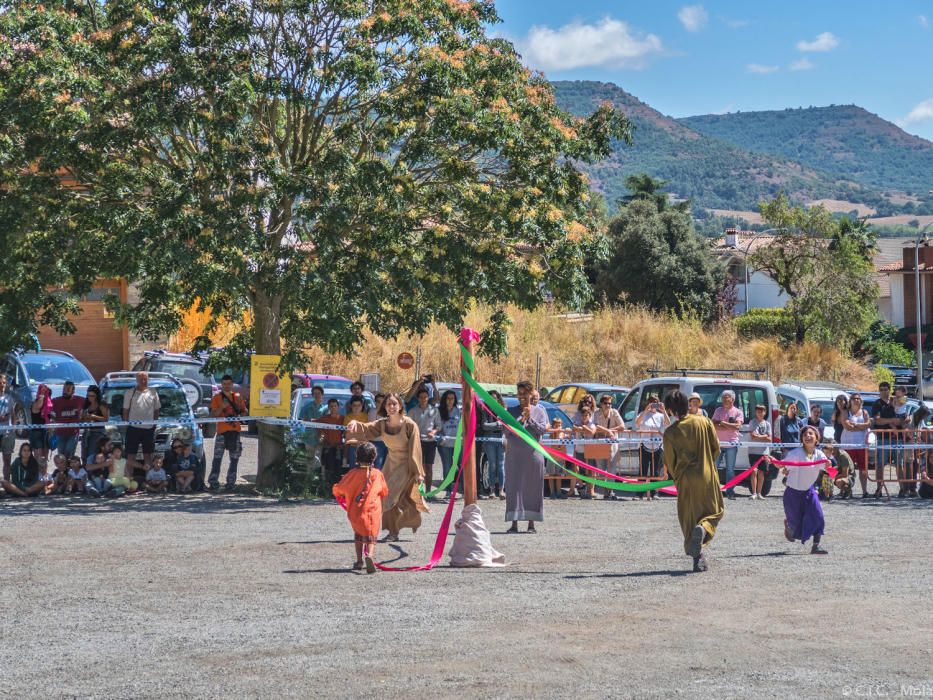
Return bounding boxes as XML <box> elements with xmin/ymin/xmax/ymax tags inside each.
<box><xmin>249</xmin><ymin>355</ymin><xmax>291</xmax><ymax>418</ymax></box>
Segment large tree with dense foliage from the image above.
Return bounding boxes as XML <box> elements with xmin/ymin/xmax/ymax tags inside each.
<box><xmin>1</xmin><ymin>1</ymin><xmax>629</xmax><ymax>474</ymax></box>
<box><xmin>594</xmin><ymin>179</ymin><xmax>724</xmax><ymax>321</ymax></box>
<box><xmin>748</xmin><ymin>194</ymin><xmax>878</xmax><ymax>346</ymax></box>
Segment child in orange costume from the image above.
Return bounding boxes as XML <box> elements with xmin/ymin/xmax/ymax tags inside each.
<box><xmin>332</xmin><ymin>442</ymin><xmax>389</xmax><ymax>573</ymax></box>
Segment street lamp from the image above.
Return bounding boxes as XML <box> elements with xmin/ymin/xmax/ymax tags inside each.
<box><xmin>914</xmin><ymin>222</ymin><xmax>933</xmax><ymax>399</ymax></box>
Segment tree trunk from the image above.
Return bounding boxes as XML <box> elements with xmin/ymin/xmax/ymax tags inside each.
<box><xmin>253</xmin><ymin>291</ymin><xmax>286</xmax><ymax>487</ymax></box>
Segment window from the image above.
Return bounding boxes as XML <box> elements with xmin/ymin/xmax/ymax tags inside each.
<box><xmin>156</xmin><ymin>361</ymin><xmax>212</xmax><ymax>383</ymax></box>
<box><xmin>22</xmin><ymin>357</ymin><xmax>94</xmax><ymax>385</ymax></box>
<box><xmin>104</xmin><ymin>386</ymin><xmax>189</xmax><ymax>419</ymax></box>
<box><xmin>695</xmin><ymin>385</ymin><xmax>768</xmax><ymax>425</ymax></box>
<box><xmin>620</xmin><ymin>390</ymin><xmax>640</xmax><ymax>424</ymax></box>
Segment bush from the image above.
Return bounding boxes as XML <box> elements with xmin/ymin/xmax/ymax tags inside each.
<box><xmin>733</xmin><ymin>308</ymin><xmax>795</xmax><ymax>343</ymax></box>
<box><xmin>870</xmin><ymin>340</ymin><xmax>915</xmax><ymax>367</ymax></box>
<box><xmin>872</xmin><ymin>365</ymin><xmax>896</xmax><ymax>388</ymax></box>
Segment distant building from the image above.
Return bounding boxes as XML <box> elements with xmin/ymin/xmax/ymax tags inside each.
<box><xmin>878</xmin><ymin>240</ymin><xmax>933</xmax><ymax>329</ymax></box>
<box><xmin>713</xmin><ymin>228</ymin><xmax>906</xmax><ymax>326</ymax></box>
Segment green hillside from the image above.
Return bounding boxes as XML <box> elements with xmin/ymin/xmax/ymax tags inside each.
<box><xmin>550</xmin><ymin>81</ymin><xmax>902</xmax><ymax>214</ymax></box>
<box><xmin>680</xmin><ymin>106</ymin><xmax>933</xmax><ymax>204</ymax></box>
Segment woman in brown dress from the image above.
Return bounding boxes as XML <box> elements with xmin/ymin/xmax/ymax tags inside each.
<box><xmin>346</xmin><ymin>393</ymin><xmax>429</xmax><ymax>541</ymax></box>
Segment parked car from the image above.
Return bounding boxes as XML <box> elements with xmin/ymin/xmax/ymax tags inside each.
<box><xmin>501</xmin><ymin>397</ymin><xmax>573</xmax><ymax>429</ymax></box>
<box><xmin>292</xmin><ymin>373</ymin><xmax>353</xmax><ymax>393</ymax></box>
<box><xmin>776</xmin><ymin>381</ymin><xmax>850</xmax><ymax>440</ymax></box>
<box><xmin>98</xmin><ymin>372</ymin><xmax>206</xmax><ymax>460</ymax></box>
<box><xmin>879</xmin><ymin>365</ymin><xmax>916</xmax><ymax>392</ymax></box>
<box><xmin>619</xmin><ymin>374</ymin><xmax>780</xmax><ymax>494</ymax></box>
<box><xmin>289</xmin><ymin>387</ymin><xmax>376</xmax><ymax>448</ymax></box>
<box><xmin>132</xmin><ymin>350</ymin><xmax>221</xmax><ymax>435</ymax></box>
<box><xmin>543</xmin><ymin>383</ymin><xmax>630</xmax><ymax>415</ymax></box>
<box><xmin>1</xmin><ymin>349</ymin><xmax>94</xmax><ymax>437</ymax></box>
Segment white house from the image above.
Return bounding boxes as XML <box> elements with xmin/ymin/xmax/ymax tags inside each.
<box><xmin>713</xmin><ymin>228</ymin><xmax>906</xmax><ymax>325</ymax></box>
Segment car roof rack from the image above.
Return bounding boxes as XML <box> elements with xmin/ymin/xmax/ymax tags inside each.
<box><xmin>17</xmin><ymin>348</ymin><xmax>77</xmax><ymax>359</ymax></box>
<box><xmin>645</xmin><ymin>367</ymin><xmax>768</xmax><ymax>380</ymax></box>
<box><xmin>103</xmin><ymin>371</ymin><xmax>179</xmax><ymax>383</ymax></box>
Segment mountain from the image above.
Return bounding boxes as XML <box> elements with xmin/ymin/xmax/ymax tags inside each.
<box><xmin>680</xmin><ymin>106</ymin><xmax>933</xmax><ymax>200</ymax></box>
<box><xmin>550</xmin><ymin>81</ymin><xmax>930</xmax><ymax>217</ymax></box>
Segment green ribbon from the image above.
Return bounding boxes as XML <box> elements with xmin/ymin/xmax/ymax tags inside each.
<box><xmin>419</xmin><ymin>417</ymin><xmax>462</xmax><ymax>498</ymax></box>
<box><xmin>459</xmin><ymin>345</ymin><xmax>675</xmax><ymax>493</ymax></box>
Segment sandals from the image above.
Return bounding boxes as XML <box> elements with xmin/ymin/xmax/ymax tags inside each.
<box><xmin>810</xmin><ymin>544</ymin><xmax>828</xmax><ymax>555</ymax></box>
<box><xmin>527</xmin><ymin>525</ymin><xmax>537</xmax><ymax>534</ymax></box>
<box><xmin>352</xmin><ymin>561</ymin><xmax>364</xmax><ymax>571</ymax></box>
<box><xmin>364</xmin><ymin>555</ymin><xmax>376</xmax><ymax>574</ymax></box>
<box><xmin>505</xmin><ymin>525</ymin><xmax>520</xmax><ymax>534</ymax></box>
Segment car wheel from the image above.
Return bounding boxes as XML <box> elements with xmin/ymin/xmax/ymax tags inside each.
<box><xmin>761</xmin><ymin>477</ymin><xmax>773</xmax><ymax>497</ymax></box>
<box><xmin>178</xmin><ymin>378</ymin><xmax>203</xmax><ymax>409</ymax></box>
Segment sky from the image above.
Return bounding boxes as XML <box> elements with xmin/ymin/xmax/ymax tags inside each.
<box><xmin>493</xmin><ymin>0</ymin><xmax>933</xmax><ymax>140</ymax></box>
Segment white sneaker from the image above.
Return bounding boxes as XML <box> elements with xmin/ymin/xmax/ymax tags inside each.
<box><xmin>752</xmin><ymin>493</ymin><xmax>761</xmax><ymax>500</ymax></box>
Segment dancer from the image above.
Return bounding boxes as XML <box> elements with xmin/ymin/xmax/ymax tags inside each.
<box><xmin>345</xmin><ymin>393</ymin><xmax>428</xmax><ymax>542</ymax></box>
<box><xmin>332</xmin><ymin>442</ymin><xmax>389</xmax><ymax>573</ymax></box>
<box><xmin>765</xmin><ymin>424</ymin><xmax>828</xmax><ymax>554</ymax></box>
<box><xmin>505</xmin><ymin>380</ymin><xmax>548</xmax><ymax>534</ymax></box>
<box><xmin>661</xmin><ymin>390</ymin><xmax>724</xmax><ymax>573</ymax></box>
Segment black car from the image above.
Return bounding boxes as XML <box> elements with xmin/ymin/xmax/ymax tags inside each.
<box><xmin>132</xmin><ymin>351</ymin><xmax>219</xmax><ymax>436</ymax></box>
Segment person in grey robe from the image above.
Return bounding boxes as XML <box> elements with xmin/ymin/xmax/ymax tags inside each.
<box><xmin>505</xmin><ymin>380</ymin><xmax>549</xmax><ymax>533</ymax></box>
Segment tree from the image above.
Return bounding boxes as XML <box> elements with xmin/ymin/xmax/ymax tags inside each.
<box><xmin>748</xmin><ymin>194</ymin><xmax>878</xmax><ymax>346</ymax></box>
<box><xmin>1</xmin><ymin>2</ymin><xmax>630</xmax><ymax>475</ymax></box>
<box><xmin>594</xmin><ymin>194</ymin><xmax>724</xmax><ymax>322</ymax></box>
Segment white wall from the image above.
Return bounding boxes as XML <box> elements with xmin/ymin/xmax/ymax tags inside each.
<box><xmin>889</xmin><ymin>275</ymin><xmax>904</xmax><ymax>328</ymax></box>
<box><xmin>738</xmin><ymin>269</ymin><xmax>788</xmax><ymax>314</ymax></box>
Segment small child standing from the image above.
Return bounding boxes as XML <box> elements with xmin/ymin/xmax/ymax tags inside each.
<box><xmin>146</xmin><ymin>456</ymin><xmax>169</xmax><ymax>493</ymax></box>
<box><xmin>66</xmin><ymin>457</ymin><xmax>88</xmax><ymax>494</ymax></box>
<box><xmin>332</xmin><ymin>442</ymin><xmax>389</xmax><ymax>574</ymax></box>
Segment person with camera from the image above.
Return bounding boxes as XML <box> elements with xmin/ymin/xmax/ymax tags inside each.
<box><xmin>404</xmin><ymin>374</ymin><xmax>438</xmax><ymax>412</ymax></box>
<box><xmin>208</xmin><ymin>374</ymin><xmax>247</xmax><ymax>491</ymax></box>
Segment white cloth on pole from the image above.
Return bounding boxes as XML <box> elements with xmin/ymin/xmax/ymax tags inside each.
<box><xmin>448</xmin><ymin>504</ymin><xmax>506</xmax><ymax>567</ymax></box>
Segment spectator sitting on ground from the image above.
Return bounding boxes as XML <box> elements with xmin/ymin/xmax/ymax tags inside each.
<box><xmin>85</xmin><ymin>458</ymin><xmax>113</xmax><ymax>498</ymax></box>
<box><xmin>146</xmin><ymin>456</ymin><xmax>169</xmax><ymax>493</ymax></box>
<box><xmin>49</xmin><ymin>454</ymin><xmax>70</xmax><ymax>495</ymax></box>
<box><xmin>824</xmin><ymin>441</ymin><xmax>854</xmax><ymax>500</ymax></box>
<box><xmin>1</xmin><ymin>443</ymin><xmax>45</xmax><ymax>497</ymax></box>
<box><xmin>172</xmin><ymin>440</ymin><xmax>200</xmax><ymax>493</ymax></box>
<box><xmin>66</xmin><ymin>457</ymin><xmax>88</xmax><ymax>494</ymax></box>
<box><xmin>108</xmin><ymin>445</ymin><xmax>137</xmax><ymax>494</ymax></box>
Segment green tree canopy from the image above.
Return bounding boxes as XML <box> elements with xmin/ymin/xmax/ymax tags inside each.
<box><xmin>594</xmin><ymin>190</ymin><xmax>724</xmax><ymax>321</ymax></box>
<box><xmin>749</xmin><ymin>194</ymin><xmax>878</xmax><ymax>346</ymax></box>
<box><xmin>0</xmin><ymin>1</ymin><xmax>631</xmax><ymax>368</ymax></box>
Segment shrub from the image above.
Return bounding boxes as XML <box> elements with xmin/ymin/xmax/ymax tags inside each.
<box><xmin>733</xmin><ymin>308</ymin><xmax>795</xmax><ymax>343</ymax></box>
<box><xmin>870</xmin><ymin>340</ymin><xmax>915</xmax><ymax>367</ymax></box>
<box><xmin>872</xmin><ymin>365</ymin><xmax>896</xmax><ymax>388</ymax></box>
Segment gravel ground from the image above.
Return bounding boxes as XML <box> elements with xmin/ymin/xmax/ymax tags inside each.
<box><xmin>1</xmin><ymin>443</ymin><xmax>932</xmax><ymax>699</ymax></box>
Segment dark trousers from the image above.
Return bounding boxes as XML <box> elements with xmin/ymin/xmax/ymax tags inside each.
<box><xmin>321</xmin><ymin>446</ymin><xmax>343</xmax><ymax>486</ymax></box>
<box><xmin>209</xmin><ymin>431</ymin><xmax>242</xmax><ymax>486</ymax></box>
<box><xmin>420</xmin><ymin>440</ymin><xmax>437</xmax><ymax>491</ymax></box>
<box><xmin>640</xmin><ymin>446</ymin><xmax>662</xmax><ymax>497</ymax></box>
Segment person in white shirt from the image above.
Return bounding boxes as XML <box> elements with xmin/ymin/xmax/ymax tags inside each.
<box><xmin>121</xmin><ymin>372</ymin><xmax>161</xmax><ymax>480</ymax></box>
<box><xmin>764</xmin><ymin>424</ymin><xmax>828</xmax><ymax>555</ymax></box>
<box><xmin>66</xmin><ymin>457</ymin><xmax>88</xmax><ymax>494</ymax></box>
<box><xmin>634</xmin><ymin>394</ymin><xmax>671</xmax><ymax>501</ymax></box>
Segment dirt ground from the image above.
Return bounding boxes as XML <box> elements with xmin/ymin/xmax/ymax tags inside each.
<box><xmin>1</xmin><ymin>464</ymin><xmax>931</xmax><ymax>700</ymax></box>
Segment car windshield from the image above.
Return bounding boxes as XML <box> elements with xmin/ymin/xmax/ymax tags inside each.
<box><xmin>210</xmin><ymin>368</ymin><xmax>246</xmax><ymax>384</ymax></box>
<box><xmin>22</xmin><ymin>357</ymin><xmax>94</xmax><ymax>385</ymax></box>
<box><xmin>103</xmin><ymin>385</ymin><xmax>190</xmax><ymax>419</ymax></box>
<box><xmin>300</xmin><ymin>378</ymin><xmax>352</xmax><ymax>391</ymax></box>
<box><xmin>813</xmin><ymin>401</ymin><xmax>836</xmax><ymax>419</ymax></box>
<box><xmin>694</xmin><ymin>385</ymin><xmax>769</xmax><ymax>425</ymax></box>
<box><xmin>157</xmin><ymin>361</ymin><xmax>213</xmax><ymax>383</ymax></box>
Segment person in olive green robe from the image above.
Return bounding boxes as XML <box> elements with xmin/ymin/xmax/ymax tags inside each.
<box><xmin>662</xmin><ymin>390</ymin><xmax>724</xmax><ymax>572</ymax></box>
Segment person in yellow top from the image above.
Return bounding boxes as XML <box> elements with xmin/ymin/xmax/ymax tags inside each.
<box><xmin>662</xmin><ymin>390</ymin><xmax>725</xmax><ymax>573</ymax></box>
<box><xmin>343</xmin><ymin>396</ymin><xmax>370</xmax><ymax>470</ymax></box>
<box><xmin>208</xmin><ymin>375</ymin><xmax>247</xmax><ymax>490</ymax></box>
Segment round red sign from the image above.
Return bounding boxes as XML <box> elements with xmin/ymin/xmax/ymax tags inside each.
<box><xmin>397</xmin><ymin>352</ymin><xmax>415</xmax><ymax>370</ymax></box>
<box><xmin>262</xmin><ymin>373</ymin><xmax>280</xmax><ymax>389</ymax></box>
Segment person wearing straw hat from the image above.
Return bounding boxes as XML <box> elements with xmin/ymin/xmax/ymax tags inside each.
<box><xmin>662</xmin><ymin>390</ymin><xmax>724</xmax><ymax>573</ymax></box>
<box><xmin>764</xmin><ymin>424</ymin><xmax>828</xmax><ymax>555</ymax></box>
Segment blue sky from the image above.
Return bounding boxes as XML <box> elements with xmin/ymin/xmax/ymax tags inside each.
<box><xmin>493</xmin><ymin>1</ymin><xmax>933</xmax><ymax>140</ymax></box>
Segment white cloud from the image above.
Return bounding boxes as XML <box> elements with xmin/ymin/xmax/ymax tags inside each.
<box><xmin>678</xmin><ymin>5</ymin><xmax>708</xmax><ymax>32</ymax></box>
<box><xmin>747</xmin><ymin>63</ymin><xmax>779</xmax><ymax>74</ymax></box>
<box><xmin>790</xmin><ymin>58</ymin><xmax>814</xmax><ymax>71</ymax></box>
<box><xmin>796</xmin><ymin>32</ymin><xmax>839</xmax><ymax>52</ymax></box>
<box><xmin>725</xmin><ymin>18</ymin><xmax>750</xmax><ymax>29</ymax></box>
<box><xmin>901</xmin><ymin>99</ymin><xmax>933</xmax><ymax>126</ymax></box>
<box><xmin>520</xmin><ymin>18</ymin><xmax>663</xmax><ymax>71</ymax></box>
<box><xmin>920</xmin><ymin>15</ymin><xmax>929</xmax><ymax>28</ymax></box>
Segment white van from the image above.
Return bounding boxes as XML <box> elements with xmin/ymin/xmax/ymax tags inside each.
<box><xmin>617</xmin><ymin>373</ymin><xmax>780</xmax><ymax>492</ymax></box>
